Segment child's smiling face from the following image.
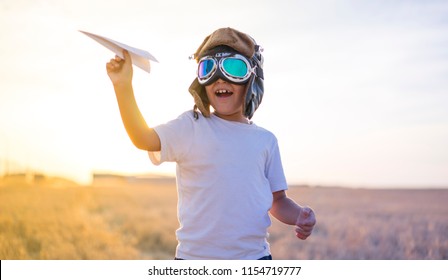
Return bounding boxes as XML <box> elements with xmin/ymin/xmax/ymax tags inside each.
<box><xmin>205</xmin><ymin>79</ymin><xmax>248</xmax><ymax>123</ymax></box>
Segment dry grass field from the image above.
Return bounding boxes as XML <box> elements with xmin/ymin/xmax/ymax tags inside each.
<box><xmin>270</xmin><ymin>186</ymin><xmax>448</xmax><ymax>259</ymax></box>
<box><xmin>1</xmin><ymin>177</ymin><xmax>447</xmax><ymax>260</ymax></box>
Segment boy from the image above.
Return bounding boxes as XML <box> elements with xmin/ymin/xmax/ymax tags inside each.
<box><xmin>106</xmin><ymin>27</ymin><xmax>316</xmax><ymax>260</ymax></box>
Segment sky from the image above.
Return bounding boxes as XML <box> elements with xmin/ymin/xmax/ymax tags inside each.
<box><xmin>1</xmin><ymin>0</ymin><xmax>447</xmax><ymax>188</ymax></box>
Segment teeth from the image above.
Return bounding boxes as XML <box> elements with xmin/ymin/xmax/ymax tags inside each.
<box><xmin>216</xmin><ymin>89</ymin><xmax>231</xmax><ymax>94</ymax></box>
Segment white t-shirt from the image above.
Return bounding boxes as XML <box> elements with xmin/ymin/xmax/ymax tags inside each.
<box><xmin>149</xmin><ymin>111</ymin><xmax>288</xmax><ymax>260</ymax></box>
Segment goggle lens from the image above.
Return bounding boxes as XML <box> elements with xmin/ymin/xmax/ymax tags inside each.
<box><xmin>198</xmin><ymin>59</ymin><xmax>216</xmax><ymax>79</ymax></box>
<box><xmin>222</xmin><ymin>58</ymin><xmax>248</xmax><ymax>78</ymax></box>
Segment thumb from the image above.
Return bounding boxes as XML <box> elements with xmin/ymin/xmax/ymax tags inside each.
<box><xmin>298</xmin><ymin>207</ymin><xmax>311</xmax><ymax>220</ymax></box>
<box><xmin>122</xmin><ymin>50</ymin><xmax>132</xmax><ymax>63</ymax></box>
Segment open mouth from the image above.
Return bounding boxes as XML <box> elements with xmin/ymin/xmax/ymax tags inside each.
<box><xmin>215</xmin><ymin>89</ymin><xmax>233</xmax><ymax>98</ymax></box>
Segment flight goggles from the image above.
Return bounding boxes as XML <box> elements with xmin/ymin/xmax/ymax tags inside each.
<box><xmin>197</xmin><ymin>53</ymin><xmax>254</xmax><ymax>85</ymax></box>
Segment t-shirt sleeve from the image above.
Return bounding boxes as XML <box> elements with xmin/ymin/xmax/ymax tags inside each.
<box><xmin>266</xmin><ymin>137</ymin><xmax>288</xmax><ymax>193</ymax></box>
<box><xmin>148</xmin><ymin>111</ymin><xmax>194</xmax><ymax>165</ymax></box>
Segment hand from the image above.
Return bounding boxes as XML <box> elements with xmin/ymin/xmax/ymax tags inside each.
<box><xmin>106</xmin><ymin>50</ymin><xmax>133</xmax><ymax>87</ymax></box>
<box><xmin>295</xmin><ymin>206</ymin><xmax>316</xmax><ymax>240</ymax></box>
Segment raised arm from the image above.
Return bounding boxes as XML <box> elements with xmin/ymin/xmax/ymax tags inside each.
<box><xmin>106</xmin><ymin>50</ymin><xmax>160</xmax><ymax>151</ymax></box>
<box><xmin>270</xmin><ymin>190</ymin><xmax>316</xmax><ymax>240</ymax></box>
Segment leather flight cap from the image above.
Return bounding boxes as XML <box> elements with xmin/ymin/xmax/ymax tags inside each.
<box><xmin>193</xmin><ymin>27</ymin><xmax>255</xmax><ymax>61</ymax></box>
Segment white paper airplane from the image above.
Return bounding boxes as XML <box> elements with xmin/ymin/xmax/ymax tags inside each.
<box><xmin>80</xmin><ymin>30</ymin><xmax>158</xmax><ymax>73</ymax></box>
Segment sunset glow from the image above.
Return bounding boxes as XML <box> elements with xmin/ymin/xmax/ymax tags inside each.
<box><xmin>1</xmin><ymin>0</ymin><xmax>448</xmax><ymax>188</ymax></box>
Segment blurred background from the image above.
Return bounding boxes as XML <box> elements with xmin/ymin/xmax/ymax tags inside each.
<box><xmin>1</xmin><ymin>0</ymin><xmax>447</xmax><ymax>188</ymax></box>
<box><xmin>0</xmin><ymin>0</ymin><xmax>447</xmax><ymax>260</ymax></box>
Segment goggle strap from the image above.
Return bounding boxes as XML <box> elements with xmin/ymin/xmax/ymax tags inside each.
<box><xmin>255</xmin><ymin>66</ymin><xmax>264</xmax><ymax>79</ymax></box>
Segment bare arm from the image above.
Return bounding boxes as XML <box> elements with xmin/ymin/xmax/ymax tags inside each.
<box><xmin>270</xmin><ymin>190</ymin><xmax>316</xmax><ymax>240</ymax></box>
<box><xmin>106</xmin><ymin>50</ymin><xmax>160</xmax><ymax>151</ymax></box>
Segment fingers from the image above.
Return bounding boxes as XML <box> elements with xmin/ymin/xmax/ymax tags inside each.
<box><xmin>105</xmin><ymin>50</ymin><xmax>130</xmax><ymax>70</ymax></box>
<box><xmin>106</xmin><ymin>56</ymin><xmax>124</xmax><ymax>73</ymax></box>
<box><xmin>299</xmin><ymin>206</ymin><xmax>312</xmax><ymax>219</ymax></box>
<box><xmin>295</xmin><ymin>226</ymin><xmax>313</xmax><ymax>240</ymax></box>
<box><xmin>297</xmin><ymin>207</ymin><xmax>316</xmax><ymax>225</ymax></box>
<box><xmin>297</xmin><ymin>208</ymin><xmax>315</xmax><ymax>226</ymax></box>
<box><xmin>296</xmin><ymin>223</ymin><xmax>314</xmax><ymax>232</ymax></box>
<box><xmin>295</xmin><ymin>206</ymin><xmax>316</xmax><ymax>240</ymax></box>
<box><xmin>105</xmin><ymin>49</ymin><xmax>133</xmax><ymax>86</ymax></box>
<box><xmin>297</xmin><ymin>219</ymin><xmax>316</xmax><ymax>228</ymax></box>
